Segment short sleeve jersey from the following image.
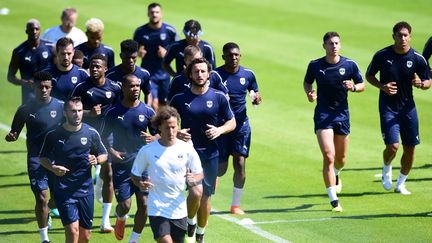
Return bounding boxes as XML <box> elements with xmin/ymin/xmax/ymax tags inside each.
<box><xmin>75</xmin><ymin>43</ymin><xmax>115</xmax><ymax>70</ymax></box>
<box><xmin>305</xmin><ymin>56</ymin><xmax>363</xmax><ymax>120</ymax></box>
<box><xmin>11</xmin><ymin>98</ymin><xmax>64</xmax><ymax>169</ymax></box>
<box><xmin>71</xmin><ymin>77</ymin><xmax>121</xmax><ymax>130</ymax></box>
<box><xmin>170</xmin><ymin>88</ymin><xmax>234</xmax><ymax>159</ymax></box>
<box><xmin>45</xmin><ymin>64</ymin><xmax>89</xmax><ymax>101</ymax></box>
<box><xmin>131</xmin><ymin>139</ymin><xmax>202</xmax><ymax>219</ymax></box>
<box><xmin>366</xmin><ymin>46</ymin><xmax>430</xmax><ymax>110</ymax></box>
<box><xmin>39</xmin><ymin>123</ymin><xmax>107</xmax><ymax>198</ymax></box>
<box><xmin>106</xmin><ymin>65</ymin><xmax>151</xmax><ymax>97</ymax></box>
<box><xmin>133</xmin><ymin>22</ymin><xmax>178</xmax><ymax>80</ymax></box>
<box><xmin>167</xmin><ymin>71</ymin><xmax>228</xmax><ymax>101</ymax></box>
<box><xmin>163</xmin><ymin>39</ymin><xmax>216</xmax><ymax>74</ymax></box>
<box><xmin>12</xmin><ymin>40</ymin><xmax>55</xmax><ymax>102</ymax></box>
<box><xmin>101</xmin><ymin>102</ymin><xmax>156</xmax><ymax>165</ymax></box>
<box><xmin>214</xmin><ymin>66</ymin><xmax>259</xmax><ymax>123</ymax></box>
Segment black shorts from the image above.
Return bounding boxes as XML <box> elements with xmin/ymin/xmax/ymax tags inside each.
<box><xmin>149</xmin><ymin>216</ymin><xmax>187</xmax><ymax>242</ymax></box>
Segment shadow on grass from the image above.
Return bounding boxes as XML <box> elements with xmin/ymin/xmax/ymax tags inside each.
<box><xmin>0</xmin><ymin>171</ymin><xmax>27</xmax><ymax>178</ymax></box>
<box><xmin>334</xmin><ymin>211</ymin><xmax>432</xmax><ymax>220</ymax></box>
<box><xmin>211</xmin><ymin>204</ymin><xmax>316</xmax><ymax>215</ymax></box>
<box><xmin>343</xmin><ymin>163</ymin><xmax>432</xmax><ymax>172</ymax></box>
<box><xmin>0</xmin><ymin>150</ymin><xmax>27</xmax><ymax>154</ymax></box>
<box><xmin>264</xmin><ymin>191</ymin><xmax>387</xmax><ymax>199</ymax></box>
<box><xmin>0</xmin><ymin>209</ymin><xmax>33</xmax><ymax>214</ymax></box>
<box><xmin>0</xmin><ymin>227</ymin><xmax>65</xmax><ymax>235</ymax></box>
<box><xmin>0</xmin><ymin>183</ymin><xmax>28</xmax><ymax>189</ymax></box>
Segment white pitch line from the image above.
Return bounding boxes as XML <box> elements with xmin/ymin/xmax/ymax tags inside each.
<box><xmin>0</xmin><ymin>122</ymin><xmax>27</xmax><ymax>140</ymax></box>
<box><xmin>253</xmin><ymin>217</ymin><xmax>333</xmax><ymax>225</ymax></box>
<box><xmin>212</xmin><ymin>208</ymin><xmax>292</xmax><ymax>243</ymax></box>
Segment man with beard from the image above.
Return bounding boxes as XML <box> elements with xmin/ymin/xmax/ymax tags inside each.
<box><xmin>133</xmin><ymin>2</ymin><xmax>178</xmax><ymax>110</ymax></box>
<box><xmin>8</xmin><ymin>19</ymin><xmax>54</xmax><ymax>104</ymax></box>
<box><xmin>46</xmin><ymin>37</ymin><xmax>89</xmax><ymax>102</ymax></box>
<box><xmin>101</xmin><ymin>74</ymin><xmax>157</xmax><ymax>242</ymax></box>
<box><xmin>40</xmin><ymin>96</ymin><xmax>107</xmax><ymax>243</ymax></box>
<box><xmin>170</xmin><ymin>57</ymin><xmax>235</xmax><ymax>243</ymax></box>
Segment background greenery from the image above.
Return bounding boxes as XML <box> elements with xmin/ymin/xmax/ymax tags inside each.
<box><xmin>0</xmin><ymin>0</ymin><xmax>431</xmax><ymax>242</ymax></box>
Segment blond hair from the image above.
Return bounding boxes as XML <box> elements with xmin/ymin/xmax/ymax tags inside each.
<box><xmin>85</xmin><ymin>17</ymin><xmax>104</xmax><ymax>33</ymax></box>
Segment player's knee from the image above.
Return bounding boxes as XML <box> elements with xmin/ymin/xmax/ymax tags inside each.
<box><xmin>188</xmin><ymin>185</ymin><xmax>203</xmax><ymax>200</ymax></box>
<box><xmin>218</xmin><ymin>162</ymin><xmax>228</xmax><ymax>176</ymax></box>
<box><xmin>386</xmin><ymin>143</ymin><xmax>399</xmax><ymax>154</ymax></box>
<box><xmin>79</xmin><ymin>229</ymin><xmax>91</xmax><ymax>242</ymax></box>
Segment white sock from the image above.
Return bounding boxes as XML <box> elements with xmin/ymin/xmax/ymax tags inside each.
<box><xmin>231</xmin><ymin>187</ymin><xmax>243</xmax><ymax>206</ymax></box>
<box><xmin>95</xmin><ymin>164</ymin><xmax>101</xmax><ymax>176</ymax></box>
<box><xmin>196</xmin><ymin>226</ymin><xmax>205</xmax><ymax>235</ymax></box>
<box><xmin>383</xmin><ymin>164</ymin><xmax>392</xmax><ymax>175</ymax></box>
<box><xmin>101</xmin><ymin>203</ymin><xmax>112</xmax><ymax>227</ymax></box>
<box><xmin>187</xmin><ymin>217</ymin><xmax>196</xmax><ymax>225</ymax></box>
<box><xmin>117</xmin><ymin>213</ymin><xmax>128</xmax><ymax>221</ymax></box>
<box><xmin>129</xmin><ymin>231</ymin><xmax>141</xmax><ymax>243</ymax></box>
<box><xmin>39</xmin><ymin>227</ymin><xmax>49</xmax><ymax>242</ymax></box>
<box><xmin>326</xmin><ymin>186</ymin><xmax>338</xmax><ymax>201</ymax></box>
<box><xmin>395</xmin><ymin>173</ymin><xmax>408</xmax><ymax>188</ymax></box>
<box><xmin>334</xmin><ymin>167</ymin><xmax>343</xmax><ymax>176</ymax></box>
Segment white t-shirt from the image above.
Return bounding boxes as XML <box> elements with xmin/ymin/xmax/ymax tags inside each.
<box><xmin>131</xmin><ymin>138</ymin><xmax>202</xmax><ymax>219</ymax></box>
<box><xmin>42</xmin><ymin>26</ymin><xmax>87</xmax><ymax>46</ymax></box>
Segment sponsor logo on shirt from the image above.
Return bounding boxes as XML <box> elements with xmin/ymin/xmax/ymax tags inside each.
<box><xmin>29</xmin><ymin>113</ymin><xmax>36</xmax><ymax>118</ymax></box>
<box><xmin>239</xmin><ymin>78</ymin><xmax>246</xmax><ymax>85</ymax></box>
<box><xmin>50</xmin><ymin>110</ymin><xmax>57</xmax><ymax>118</ymax></box>
<box><xmin>206</xmin><ymin>100</ymin><xmax>213</xmax><ymax>108</ymax></box>
<box><xmin>177</xmin><ymin>154</ymin><xmax>183</xmax><ymax>160</ymax></box>
<box><xmin>143</xmin><ymin>35</ymin><xmax>149</xmax><ymax>40</ymax></box>
<box><xmin>81</xmin><ymin>137</ymin><xmax>87</xmax><ymax>145</ymax></box>
<box><xmin>339</xmin><ymin>68</ymin><xmax>345</xmax><ymax>75</ymax></box>
<box><xmin>185</xmin><ymin>102</ymin><xmax>191</xmax><ymax>108</ymax></box>
<box><xmin>106</xmin><ymin>91</ymin><xmax>112</xmax><ymax>99</ymax></box>
<box><xmin>71</xmin><ymin>77</ymin><xmax>78</xmax><ymax>84</ymax></box>
<box><xmin>387</xmin><ymin>60</ymin><xmax>393</xmax><ymax>65</ymax></box>
<box><xmin>117</xmin><ymin>115</ymin><xmax>124</xmax><ymax>121</ymax></box>
<box><xmin>25</xmin><ymin>56</ymin><xmax>32</xmax><ymax>62</ymax></box>
<box><xmin>42</xmin><ymin>51</ymin><xmax>48</xmax><ymax>59</ymax></box>
<box><xmin>58</xmin><ymin>139</ymin><xmax>66</xmax><ymax>145</ymax></box>
<box><xmin>407</xmin><ymin>61</ymin><xmax>413</xmax><ymax>68</ymax></box>
<box><xmin>139</xmin><ymin>114</ymin><xmax>145</xmax><ymax>122</ymax></box>
<box><xmin>319</xmin><ymin>69</ymin><xmax>326</xmax><ymax>75</ymax></box>
<box><xmin>87</xmin><ymin>90</ymin><xmax>94</xmax><ymax>96</ymax></box>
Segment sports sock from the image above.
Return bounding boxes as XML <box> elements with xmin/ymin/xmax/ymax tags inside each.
<box><xmin>395</xmin><ymin>173</ymin><xmax>408</xmax><ymax>188</ymax></box>
<box><xmin>383</xmin><ymin>164</ymin><xmax>392</xmax><ymax>175</ymax></box>
<box><xmin>101</xmin><ymin>203</ymin><xmax>112</xmax><ymax>227</ymax></box>
<box><xmin>231</xmin><ymin>187</ymin><xmax>243</xmax><ymax>206</ymax></box>
<box><xmin>39</xmin><ymin>226</ymin><xmax>49</xmax><ymax>242</ymax></box>
<box><xmin>187</xmin><ymin>217</ymin><xmax>196</xmax><ymax>225</ymax></box>
<box><xmin>196</xmin><ymin>226</ymin><xmax>205</xmax><ymax>235</ymax></box>
<box><xmin>334</xmin><ymin>167</ymin><xmax>343</xmax><ymax>176</ymax></box>
<box><xmin>128</xmin><ymin>231</ymin><xmax>141</xmax><ymax>243</ymax></box>
<box><xmin>326</xmin><ymin>186</ymin><xmax>338</xmax><ymax>201</ymax></box>
<box><xmin>117</xmin><ymin>214</ymin><xmax>128</xmax><ymax>221</ymax></box>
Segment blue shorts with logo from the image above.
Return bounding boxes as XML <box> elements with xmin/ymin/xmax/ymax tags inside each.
<box><xmin>219</xmin><ymin>120</ymin><xmax>251</xmax><ymax>161</ymax></box>
<box><xmin>56</xmin><ymin>194</ymin><xmax>94</xmax><ymax>229</ymax></box>
<box><xmin>150</xmin><ymin>76</ymin><xmax>170</xmax><ymax>104</ymax></box>
<box><xmin>112</xmin><ymin>162</ymin><xmax>148</xmax><ymax>202</ymax></box>
<box><xmin>198</xmin><ymin>154</ymin><xmax>218</xmax><ymax>197</ymax></box>
<box><xmin>380</xmin><ymin>103</ymin><xmax>419</xmax><ymax>146</ymax></box>
<box><xmin>28</xmin><ymin>156</ymin><xmax>49</xmax><ymax>193</ymax></box>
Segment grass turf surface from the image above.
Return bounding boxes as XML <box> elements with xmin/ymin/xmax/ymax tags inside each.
<box><xmin>0</xmin><ymin>0</ymin><xmax>431</xmax><ymax>242</ymax></box>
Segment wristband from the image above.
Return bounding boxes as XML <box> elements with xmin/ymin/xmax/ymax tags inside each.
<box><xmin>352</xmin><ymin>85</ymin><xmax>357</xmax><ymax>92</ymax></box>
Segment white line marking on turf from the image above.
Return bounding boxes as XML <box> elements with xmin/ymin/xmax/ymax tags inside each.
<box><xmin>212</xmin><ymin>208</ymin><xmax>292</xmax><ymax>243</ymax></box>
<box><xmin>0</xmin><ymin>122</ymin><xmax>27</xmax><ymax>140</ymax></box>
<box><xmin>374</xmin><ymin>173</ymin><xmax>382</xmax><ymax>178</ymax></box>
<box><xmin>252</xmin><ymin>217</ymin><xmax>333</xmax><ymax>224</ymax></box>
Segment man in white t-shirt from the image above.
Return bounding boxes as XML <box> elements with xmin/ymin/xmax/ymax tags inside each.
<box><xmin>42</xmin><ymin>7</ymin><xmax>87</xmax><ymax>47</ymax></box>
<box><xmin>131</xmin><ymin>106</ymin><xmax>203</xmax><ymax>243</ymax></box>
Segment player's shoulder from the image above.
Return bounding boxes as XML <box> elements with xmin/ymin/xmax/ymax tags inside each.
<box><xmin>136</xmin><ymin>66</ymin><xmax>151</xmax><ymax>76</ymax></box>
<box><xmin>162</xmin><ymin>22</ymin><xmax>177</xmax><ymax>33</ymax></box>
<box><xmin>101</xmin><ymin>44</ymin><xmax>114</xmax><ymax>52</ymax></box>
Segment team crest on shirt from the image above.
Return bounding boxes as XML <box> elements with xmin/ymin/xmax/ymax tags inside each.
<box><xmin>50</xmin><ymin>110</ymin><xmax>57</xmax><ymax>118</ymax></box>
<box><xmin>239</xmin><ymin>78</ymin><xmax>246</xmax><ymax>85</ymax></box>
<box><xmin>160</xmin><ymin>33</ymin><xmax>166</xmax><ymax>40</ymax></box>
<box><xmin>42</xmin><ymin>51</ymin><xmax>49</xmax><ymax>59</ymax></box>
<box><xmin>106</xmin><ymin>91</ymin><xmax>112</xmax><ymax>98</ymax></box>
<box><xmin>206</xmin><ymin>101</ymin><xmax>213</xmax><ymax>108</ymax></box>
<box><xmin>71</xmin><ymin>77</ymin><xmax>78</xmax><ymax>84</ymax></box>
<box><xmin>339</xmin><ymin>68</ymin><xmax>345</xmax><ymax>75</ymax></box>
<box><xmin>177</xmin><ymin>154</ymin><xmax>183</xmax><ymax>160</ymax></box>
<box><xmin>80</xmin><ymin>137</ymin><xmax>88</xmax><ymax>145</ymax></box>
<box><xmin>139</xmin><ymin>114</ymin><xmax>145</xmax><ymax>122</ymax></box>
<box><xmin>407</xmin><ymin>61</ymin><xmax>413</xmax><ymax>68</ymax></box>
